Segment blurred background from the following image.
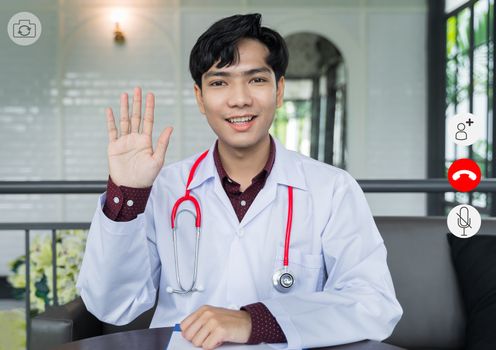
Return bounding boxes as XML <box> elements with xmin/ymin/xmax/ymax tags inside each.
<box><xmin>0</xmin><ymin>0</ymin><xmax>493</xmax><ymax>348</ymax></box>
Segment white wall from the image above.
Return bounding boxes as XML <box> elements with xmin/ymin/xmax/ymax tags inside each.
<box><xmin>0</xmin><ymin>0</ymin><xmax>428</xmax><ymax>275</ymax></box>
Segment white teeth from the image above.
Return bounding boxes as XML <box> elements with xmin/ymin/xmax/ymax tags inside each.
<box><xmin>228</xmin><ymin>116</ymin><xmax>255</xmax><ymax>123</ymax></box>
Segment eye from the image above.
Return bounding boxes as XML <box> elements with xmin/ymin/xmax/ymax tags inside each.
<box><xmin>251</xmin><ymin>77</ymin><xmax>267</xmax><ymax>83</ymax></box>
<box><xmin>209</xmin><ymin>80</ymin><xmax>226</xmax><ymax>87</ymax></box>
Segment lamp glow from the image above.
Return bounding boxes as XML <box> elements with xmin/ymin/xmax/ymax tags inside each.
<box><xmin>111</xmin><ymin>8</ymin><xmax>127</xmax><ymax>25</ymax></box>
<box><xmin>110</xmin><ymin>8</ymin><xmax>127</xmax><ymax>44</ymax></box>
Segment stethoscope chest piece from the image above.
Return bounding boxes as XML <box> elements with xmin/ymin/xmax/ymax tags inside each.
<box><xmin>272</xmin><ymin>267</ymin><xmax>295</xmax><ymax>293</ymax></box>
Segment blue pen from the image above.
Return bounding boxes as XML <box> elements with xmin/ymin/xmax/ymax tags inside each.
<box><xmin>166</xmin><ymin>324</ymin><xmax>182</xmax><ymax>350</ymax></box>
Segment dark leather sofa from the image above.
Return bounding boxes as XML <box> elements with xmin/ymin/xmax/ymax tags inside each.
<box><xmin>31</xmin><ymin>216</ymin><xmax>496</xmax><ymax>350</ymax></box>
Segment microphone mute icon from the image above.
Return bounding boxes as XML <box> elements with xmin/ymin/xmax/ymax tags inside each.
<box><xmin>457</xmin><ymin>206</ymin><xmax>472</xmax><ymax>237</ymax></box>
<box><xmin>448</xmin><ymin>204</ymin><xmax>481</xmax><ymax>239</ymax></box>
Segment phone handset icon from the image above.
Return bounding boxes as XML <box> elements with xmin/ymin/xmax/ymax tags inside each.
<box><xmin>452</xmin><ymin>169</ymin><xmax>477</xmax><ymax>181</ymax></box>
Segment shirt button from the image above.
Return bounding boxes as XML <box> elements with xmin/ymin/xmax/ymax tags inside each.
<box><xmin>113</xmin><ymin>197</ymin><xmax>120</xmax><ymax>204</ymax></box>
<box><xmin>238</xmin><ymin>229</ymin><xmax>245</xmax><ymax>237</ymax></box>
<box><xmin>126</xmin><ymin>200</ymin><xmax>134</xmax><ymax>207</ymax></box>
<box><xmin>240</xmin><ymin>200</ymin><xmax>246</xmax><ymax>207</ymax></box>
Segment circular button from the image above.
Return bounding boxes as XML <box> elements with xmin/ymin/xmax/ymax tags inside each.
<box><xmin>448</xmin><ymin>112</ymin><xmax>483</xmax><ymax>146</ymax></box>
<box><xmin>447</xmin><ymin>159</ymin><xmax>481</xmax><ymax>192</ymax></box>
<box><xmin>126</xmin><ymin>199</ymin><xmax>134</xmax><ymax>207</ymax></box>
<box><xmin>240</xmin><ymin>200</ymin><xmax>246</xmax><ymax>207</ymax></box>
<box><xmin>7</xmin><ymin>12</ymin><xmax>43</xmax><ymax>46</ymax></box>
<box><xmin>113</xmin><ymin>197</ymin><xmax>120</xmax><ymax>204</ymax></box>
<box><xmin>447</xmin><ymin>204</ymin><xmax>481</xmax><ymax>238</ymax></box>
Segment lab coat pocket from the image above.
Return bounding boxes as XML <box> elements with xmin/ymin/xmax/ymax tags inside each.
<box><xmin>272</xmin><ymin>246</ymin><xmax>325</xmax><ymax>296</ymax></box>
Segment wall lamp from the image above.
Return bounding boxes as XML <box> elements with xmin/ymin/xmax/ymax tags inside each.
<box><xmin>111</xmin><ymin>9</ymin><xmax>126</xmax><ymax>44</ymax></box>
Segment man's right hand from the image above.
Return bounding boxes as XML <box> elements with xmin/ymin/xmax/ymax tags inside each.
<box><xmin>106</xmin><ymin>87</ymin><xmax>173</xmax><ymax>188</ymax></box>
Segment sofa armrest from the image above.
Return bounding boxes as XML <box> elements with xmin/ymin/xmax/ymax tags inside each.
<box><xmin>31</xmin><ymin>297</ymin><xmax>102</xmax><ymax>350</ymax></box>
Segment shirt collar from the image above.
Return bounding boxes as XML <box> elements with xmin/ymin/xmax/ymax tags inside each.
<box><xmin>270</xmin><ymin>137</ymin><xmax>308</xmax><ymax>191</ymax></box>
<box><xmin>212</xmin><ymin>136</ymin><xmax>276</xmax><ymax>185</ymax></box>
<box><xmin>187</xmin><ymin>136</ymin><xmax>308</xmax><ymax>192</ymax></box>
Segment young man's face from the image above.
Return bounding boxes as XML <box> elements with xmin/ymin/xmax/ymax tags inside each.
<box><xmin>194</xmin><ymin>38</ymin><xmax>285</xmax><ymax>151</ymax></box>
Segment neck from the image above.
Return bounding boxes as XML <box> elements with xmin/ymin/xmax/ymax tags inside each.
<box><xmin>218</xmin><ymin>135</ymin><xmax>271</xmax><ymax>186</ymax></box>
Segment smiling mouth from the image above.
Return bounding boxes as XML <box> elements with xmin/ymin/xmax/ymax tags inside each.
<box><xmin>226</xmin><ymin>115</ymin><xmax>257</xmax><ymax>124</ymax></box>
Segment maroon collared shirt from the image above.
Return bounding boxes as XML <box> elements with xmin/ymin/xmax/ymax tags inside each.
<box><xmin>102</xmin><ymin>137</ymin><xmax>286</xmax><ymax>344</ymax></box>
<box><xmin>212</xmin><ymin>138</ymin><xmax>275</xmax><ymax>222</ymax></box>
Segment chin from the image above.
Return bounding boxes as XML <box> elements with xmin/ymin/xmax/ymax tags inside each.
<box><xmin>226</xmin><ymin>140</ymin><xmax>256</xmax><ymax>150</ymax></box>
<box><xmin>219</xmin><ymin>136</ymin><xmax>263</xmax><ymax>150</ymax></box>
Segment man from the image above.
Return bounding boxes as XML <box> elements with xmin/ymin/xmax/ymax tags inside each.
<box><xmin>77</xmin><ymin>13</ymin><xmax>402</xmax><ymax>350</ymax></box>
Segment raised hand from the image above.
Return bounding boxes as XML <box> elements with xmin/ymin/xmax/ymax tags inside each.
<box><xmin>106</xmin><ymin>87</ymin><xmax>173</xmax><ymax>188</ymax></box>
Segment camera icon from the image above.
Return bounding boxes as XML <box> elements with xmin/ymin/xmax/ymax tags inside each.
<box><xmin>8</xmin><ymin>12</ymin><xmax>41</xmax><ymax>46</ymax></box>
<box><xmin>13</xmin><ymin>19</ymin><xmax>37</xmax><ymax>38</ymax></box>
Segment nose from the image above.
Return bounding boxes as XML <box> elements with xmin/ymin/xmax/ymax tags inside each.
<box><xmin>227</xmin><ymin>83</ymin><xmax>252</xmax><ymax>108</ymax></box>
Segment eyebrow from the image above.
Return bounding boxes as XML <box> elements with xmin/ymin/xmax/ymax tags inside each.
<box><xmin>203</xmin><ymin>67</ymin><xmax>272</xmax><ymax>79</ymax></box>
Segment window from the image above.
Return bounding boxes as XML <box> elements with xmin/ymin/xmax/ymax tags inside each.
<box><xmin>444</xmin><ymin>0</ymin><xmax>494</xmax><ymax>215</ymax></box>
<box><xmin>273</xmin><ymin>33</ymin><xmax>346</xmax><ymax>168</ymax></box>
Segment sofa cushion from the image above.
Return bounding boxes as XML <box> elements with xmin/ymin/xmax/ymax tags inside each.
<box><xmin>447</xmin><ymin>234</ymin><xmax>496</xmax><ymax>350</ymax></box>
<box><xmin>377</xmin><ymin>217</ymin><xmax>466</xmax><ymax>349</ymax></box>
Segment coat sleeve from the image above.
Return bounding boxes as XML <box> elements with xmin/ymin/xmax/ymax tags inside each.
<box><xmin>76</xmin><ymin>187</ymin><xmax>160</xmax><ymax>325</ymax></box>
<box><xmin>262</xmin><ymin>171</ymin><xmax>403</xmax><ymax>349</ymax></box>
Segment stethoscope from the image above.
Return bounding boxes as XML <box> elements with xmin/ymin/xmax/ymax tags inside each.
<box><xmin>166</xmin><ymin>150</ymin><xmax>295</xmax><ymax>294</ymax></box>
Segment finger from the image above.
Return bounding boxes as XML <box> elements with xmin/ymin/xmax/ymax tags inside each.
<box><xmin>142</xmin><ymin>92</ymin><xmax>155</xmax><ymax>137</ymax></box>
<box><xmin>180</xmin><ymin>307</ymin><xmax>203</xmax><ymax>339</ymax></box>
<box><xmin>152</xmin><ymin>127</ymin><xmax>173</xmax><ymax>165</ymax></box>
<box><xmin>120</xmin><ymin>93</ymin><xmax>130</xmax><ymax>136</ymax></box>
<box><xmin>198</xmin><ymin>319</ymin><xmax>225</xmax><ymax>350</ymax></box>
<box><xmin>203</xmin><ymin>331</ymin><xmax>224</xmax><ymax>350</ymax></box>
<box><xmin>131</xmin><ymin>86</ymin><xmax>142</xmax><ymax>133</ymax></box>
<box><xmin>190</xmin><ymin>320</ymin><xmax>214</xmax><ymax>348</ymax></box>
<box><xmin>106</xmin><ymin>108</ymin><xmax>118</xmax><ymax>142</ymax></box>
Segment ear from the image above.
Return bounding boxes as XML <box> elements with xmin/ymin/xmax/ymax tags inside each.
<box><xmin>276</xmin><ymin>76</ymin><xmax>285</xmax><ymax>108</ymax></box>
<box><xmin>194</xmin><ymin>84</ymin><xmax>206</xmax><ymax>115</ymax></box>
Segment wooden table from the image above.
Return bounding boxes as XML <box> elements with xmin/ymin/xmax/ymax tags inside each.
<box><xmin>53</xmin><ymin>327</ymin><xmax>406</xmax><ymax>350</ymax></box>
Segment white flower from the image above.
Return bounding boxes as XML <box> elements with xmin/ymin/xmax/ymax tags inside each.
<box><xmin>7</xmin><ymin>230</ymin><xmax>88</xmax><ymax>314</ymax></box>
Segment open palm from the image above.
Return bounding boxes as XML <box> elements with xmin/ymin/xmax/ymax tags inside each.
<box><xmin>106</xmin><ymin>87</ymin><xmax>173</xmax><ymax>188</ymax></box>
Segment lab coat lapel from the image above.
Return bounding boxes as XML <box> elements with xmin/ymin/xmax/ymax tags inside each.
<box><xmin>186</xmin><ymin>141</ymin><xmax>217</xmax><ymax>191</ymax></box>
<box><xmin>240</xmin><ymin>138</ymin><xmax>307</xmax><ymax>227</ymax></box>
<box><xmin>239</xmin><ymin>173</ymin><xmax>277</xmax><ymax>227</ymax></box>
<box><xmin>187</xmin><ymin>141</ymin><xmax>240</xmax><ymax>227</ymax></box>
<box><xmin>213</xmin><ymin>174</ymin><xmax>239</xmax><ymax>227</ymax></box>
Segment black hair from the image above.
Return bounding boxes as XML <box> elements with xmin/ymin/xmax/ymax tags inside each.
<box><xmin>189</xmin><ymin>13</ymin><xmax>289</xmax><ymax>89</ymax></box>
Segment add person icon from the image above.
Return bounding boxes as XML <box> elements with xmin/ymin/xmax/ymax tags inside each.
<box><xmin>448</xmin><ymin>112</ymin><xmax>482</xmax><ymax>146</ymax></box>
<box><xmin>455</xmin><ymin>123</ymin><xmax>467</xmax><ymax>141</ymax></box>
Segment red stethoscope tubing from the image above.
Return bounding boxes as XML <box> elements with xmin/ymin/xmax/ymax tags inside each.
<box><xmin>170</xmin><ymin>150</ymin><xmax>293</xmax><ymax>267</ymax></box>
<box><xmin>170</xmin><ymin>149</ymin><xmax>209</xmax><ymax>229</ymax></box>
<box><xmin>284</xmin><ymin>186</ymin><xmax>293</xmax><ymax>267</ymax></box>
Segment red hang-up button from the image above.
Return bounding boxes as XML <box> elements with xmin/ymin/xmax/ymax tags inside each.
<box><xmin>448</xmin><ymin>158</ymin><xmax>481</xmax><ymax>192</ymax></box>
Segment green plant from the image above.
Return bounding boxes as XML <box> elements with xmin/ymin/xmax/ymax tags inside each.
<box><xmin>0</xmin><ymin>308</ymin><xmax>25</xmax><ymax>350</ymax></box>
<box><xmin>7</xmin><ymin>230</ymin><xmax>87</xmax><ymax>314</ymax></box>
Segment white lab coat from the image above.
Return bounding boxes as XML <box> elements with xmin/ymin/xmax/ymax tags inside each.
<box><xmin>76</xmin><ymin>138</ymin><xmax>402</xmax><ymax>349</ymax></box>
